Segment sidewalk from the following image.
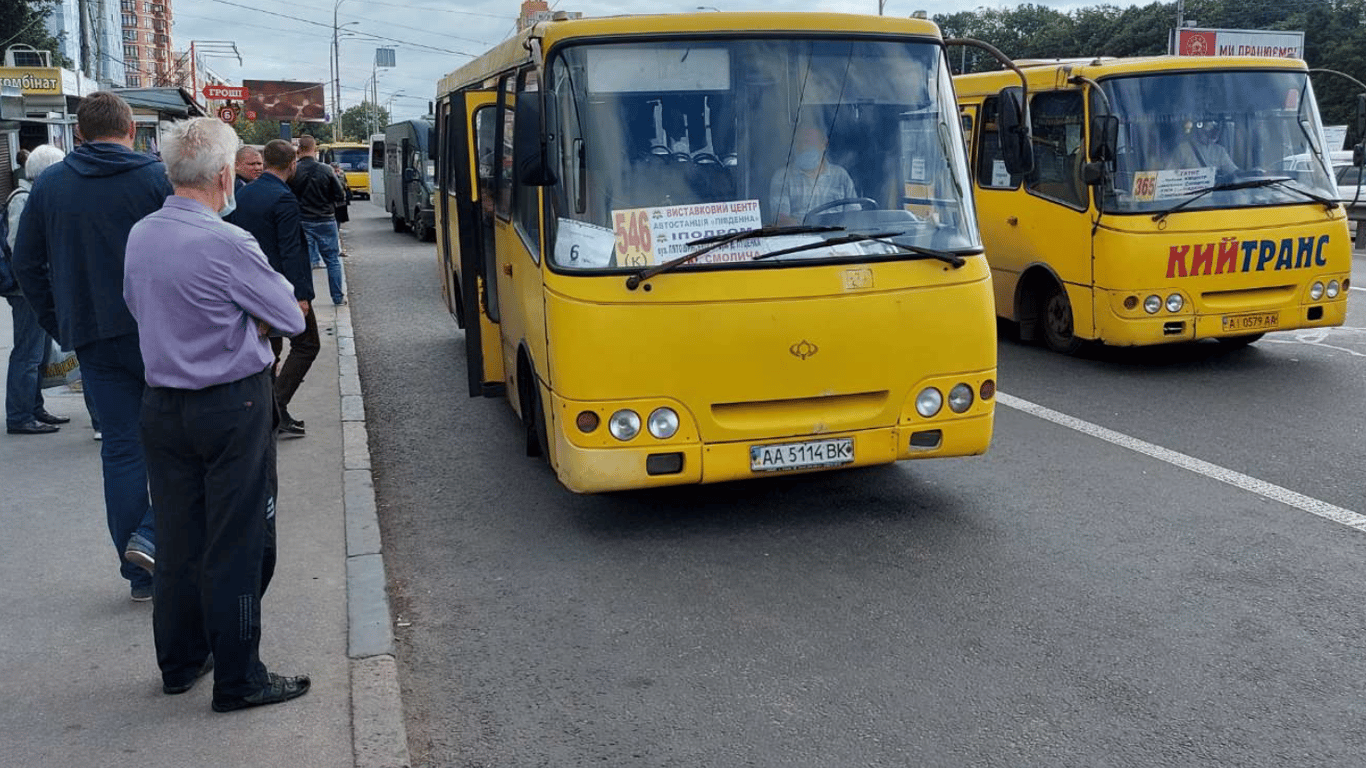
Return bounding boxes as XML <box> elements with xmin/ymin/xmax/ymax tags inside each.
<box><xmin>0</xmin><ymin>245</ymin><xmax>408</xmax><ymax>767</ymax></box>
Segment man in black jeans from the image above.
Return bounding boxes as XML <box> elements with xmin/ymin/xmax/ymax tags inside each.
<box><xmin>229</xmin><ymin>139</ymin><xmax>317</xmax><ymax>437</ymax></box>
<box><xmin>288</xmin><ymin>135</ymin><xmax>347</xmax><ymax>305</ymax></box>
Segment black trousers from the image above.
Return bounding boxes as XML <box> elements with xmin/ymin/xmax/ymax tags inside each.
<box><xmin>270</xmin><ymin>303</ymin><xmax>320</xmax><ymax>410</ymax></box>
<box><xmin>140</xmin><ymin>368</ymin><xmax>278</xmax><ymax>698</ymax></box>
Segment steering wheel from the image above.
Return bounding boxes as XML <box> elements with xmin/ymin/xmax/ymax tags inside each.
<box><xmin>803</xmin><ymin>197</ymin><xmax>879</xmax><ymax>222</ymax></box>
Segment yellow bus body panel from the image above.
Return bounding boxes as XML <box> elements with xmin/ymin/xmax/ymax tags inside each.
<box><xmin>539</xmin><ymin>259</ymin><xmax>997</xmax><ymax>491</ymax></box>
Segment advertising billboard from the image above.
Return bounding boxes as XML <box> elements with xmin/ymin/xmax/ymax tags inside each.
<box><xmin>1171</xmin><ymin>28</ymin><xmax>1305</xmax><ymax>59</ymax></box>
<box><xmin>241</xmin><ymin>80</ymin><xmax>327</xmax><ymax>122</ymax></box>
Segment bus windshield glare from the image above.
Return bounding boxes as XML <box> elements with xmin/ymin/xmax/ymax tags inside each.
<box><xmin>545</xmin><ymin>37</ymin><xmax>980</xmax><ymax>271</ymax></box>
<box><xmin>1098</xmin><ymin>70</ymin><xmax>1337</xmax><ymax>215</ymax></box>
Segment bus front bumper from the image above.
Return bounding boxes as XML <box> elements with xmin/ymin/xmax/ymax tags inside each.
<box><xmin>551</xmin><ymin>415</ymin><xmax>994</xmax><ymax>494</ymax></box>
<box><xmin>1094</xmin><ymin>289</ymin><xmax>1348</xmax><ymax>345</ymax></box>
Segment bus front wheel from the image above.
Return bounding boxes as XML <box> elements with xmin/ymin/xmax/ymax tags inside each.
<box><xmin>1041</xmin><ymin>283</ymin><xmax>1084</xmax><ymax>355</ymax></box>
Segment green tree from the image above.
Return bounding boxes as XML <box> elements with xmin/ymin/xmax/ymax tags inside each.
<box><xmin>231</xmin><ymin>114</ymin><xmax>336</xmax><ymax>146</ymax></box>
<box><xmin>339</xmin><ymin>101</ymin><xmax>388</xmax><ymax>142</ymax></box>
<box><xmin>0</xmin><ymin>0</ymin><xmax>71</xmax><ymax>68</ymax></box>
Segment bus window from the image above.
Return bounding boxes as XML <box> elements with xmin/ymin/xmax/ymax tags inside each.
<box><xmin>1026</xmin><ymin>91</ymin><xmax>1085</xmax><ymax>208</ymax></box>
<box><xmin>975</xmin><ymin>97</ymin><xmax>1021</xmax><ymax>190</ymax></box>
<box><xmin>514</xmin><ymin>68</ymin><xmax>541</xmax><ymax>259</ymax></box>
<box><xmin>496</xmin><ymin>76</ymin><xmax>516</xmax><ymax>219</ymax></box>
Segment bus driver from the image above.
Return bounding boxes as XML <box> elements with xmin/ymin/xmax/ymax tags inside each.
<box><xmin>1170</xmin><ymin>116</ymin><xmax>1238</xmax><ymax>180</ymax></box>
<box><xmin>769</xmin><ymin>125</ymin><xmax>858</xmax><ymax>225</ymax></box>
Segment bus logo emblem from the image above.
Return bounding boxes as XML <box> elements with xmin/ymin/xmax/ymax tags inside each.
<box><xmin>790</xmin><ymin>340</ymin><xmax>818</xmax><ymax>359</ymax></box>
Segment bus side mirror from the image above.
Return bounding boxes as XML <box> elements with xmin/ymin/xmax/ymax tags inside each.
<box><xmin>403</xmin><ymin>167</ymin><xmax>418</xmax><ymax>182</ymax></box>
<box><xmin>1355</xmin><ymin>143</ymin><xmax>1365</xmax><ymax>168</ymax></box>
<box><xmin>996</xmin><ymin>86</ymin><xmax>1034</xmax><ymax>176</ymax></box>
<box><xmin>1089</xmin><ymin>115</ymin><xmax>1118</xmax><ymax>163</ymax></box>
<box><xmin>514</xmin><ymin>96</ymin><xmax>557</xmax><ymax>187</ymax></box>
<box><xmin>1356</xmin><ymin>94</ymin><xmax>1366</xmax><ymax>141</ymax></box>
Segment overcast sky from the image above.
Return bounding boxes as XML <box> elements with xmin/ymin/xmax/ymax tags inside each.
<box><xmin>171</xmin><ymin>0</ymin><xmax>1153</xmax><ymax>123</ymax></box>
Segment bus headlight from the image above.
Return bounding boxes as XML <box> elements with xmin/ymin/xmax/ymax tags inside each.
<box><xmin>647</xmin><ymin>408</ymin><xmax>679</xmax><ymax>439</ymax></box>
<box><xmin>947</xmin><ymin>383</ymin><xmax>974</xmax><ymax>413</ymax></box>
<box><xmin>915</xmin><ymin>387</ymin><xmax>943</xmax><ymax>417</ymax></box>
<box><xmin>1327</xmin><ymin>280</ymin><xmax>1340</xmax><ymax>298</ymax></box>
<box><xmin>1310</xmin><ymin>281</ymin><xmax>1324</xmax><ymax>300</ymax></box>
<box><xmin>608</xmin><ymin>409</ymin><xmax>641</xmax><ymax>441</ymax></box>
<box><xmin>1143</xmin><ymin>295</ymin><xmax>1162</xmax><ymax>314</ymax></box>
<box><xmin>1165</xmin><ymin>293</ymin><xmax>1183</xmax><ymax>313</ymax></box>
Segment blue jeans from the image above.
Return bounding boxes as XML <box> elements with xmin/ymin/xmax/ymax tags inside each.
<box><xmin>301</xmin><ymin>219</ymin><xmax>344</xmax><ymax>304</ymax></box>
<box><xmin>77</xmin><ymin>333</ymin><xmax>154</xmax><ymax>590</ymax></box>
<box><xmin>5</xmin><ymin>295</ymin><xmax>49</xmax><ymax>426</ymax></box>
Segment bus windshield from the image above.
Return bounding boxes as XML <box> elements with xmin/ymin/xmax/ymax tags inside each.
<box><xmin>546</xmin><ymin>37</ymin><xmax>979</xmax><ymax>271</ymax></box>
<box><xmin>1098</xmin><ymin>69</ymin><xmax>1337</xmax><ymax>215</ymax></box>
<box><xmin>332</xmin><ymin>148</ymin><xmax>369</xmax><ymax>171</ymax></box>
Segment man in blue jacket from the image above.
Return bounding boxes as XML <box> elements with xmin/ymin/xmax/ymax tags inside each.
<box><xmin>12</xmin><ymin>91</ymin><xmax>174</xmax><ymax>602</ymax></box>
<box><xmin>228</xmin><ymin>139</ymin><xmax>317</xmax><ymax>437</ymax></box>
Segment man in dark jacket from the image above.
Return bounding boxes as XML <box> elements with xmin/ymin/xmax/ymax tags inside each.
<box><xmin>12</xmin><ymin>91</ymin><xmax>173</xmax><ymax>602</ymax></box>
<box><xmin>228</xmin><ymin>139</ymin><xmax>317</xmax><ymax>437</ymax></box>
<box><xmin>287</xmin><ymin>135</ymin><xmax>347</xmax><ymax>305</ymax></box>
<box><xmin>234</xmin><ymin>146</ymin><xmax>263</xmax><ymax>190</ymax></box>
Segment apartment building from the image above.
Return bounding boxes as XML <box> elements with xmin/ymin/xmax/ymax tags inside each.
<box><xmin>120</xmin><ymin>0</ymin><xmax>174</xmax><ymax>87</ymax></box>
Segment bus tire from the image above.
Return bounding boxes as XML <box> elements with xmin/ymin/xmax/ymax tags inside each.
<box><xmin>1040</xmin><ymin>282</ymin><xmax>1084</xmax><ymax>355</ymax></box>
<box><xmin>1216</xmin><ymin>333</ymin><xmax>1263</xmax><ymax>349</ymax></box>
<box><xmin>519</xmin><ymin>355</ymin><xmax>547</xmax><ymax>459</ymax></box>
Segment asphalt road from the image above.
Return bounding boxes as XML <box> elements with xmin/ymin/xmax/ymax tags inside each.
<box><xmin>344</xmin><ymin>205</ymin><xmax>1366</xmax><ymax>768</ymax></box>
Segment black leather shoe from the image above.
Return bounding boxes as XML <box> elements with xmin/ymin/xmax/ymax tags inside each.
<box><xmin>34</xmin><ymin>409</ymin><xmax>70</xmax><ymax>425</ymax></box>
<box><xmin>212</xmin><ymin>672</ymin><xmax>310</xmax><ymax>712</ymax></box>
<box><xmin>7</xmin><ymin>420</ymin><xmax>59</xmax><ymax>435</ymax></box>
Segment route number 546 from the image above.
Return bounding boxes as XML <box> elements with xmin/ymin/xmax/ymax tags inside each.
<box><xmin>614</xmin><ymin>210</ymin><xmax>653</xmax><ymax>267</ymax></box>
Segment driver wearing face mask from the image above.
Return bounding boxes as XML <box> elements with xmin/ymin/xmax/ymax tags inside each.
<box><xmin>769</xmin><ymin>125</ymin><xmax>858</xmax><ymax>226</ymax></box>
<box><xmin>1170</xmin><ymin>117</ymin><xmax>1239</xmax><ymax>180</ymax></box>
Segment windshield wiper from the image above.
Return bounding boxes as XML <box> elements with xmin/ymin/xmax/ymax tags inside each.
<box><xmin>752</xmin><ymin>230</ymin><xmax>966</xmax><ymax>267</ymax></box>
<box><xmin>1265</xmin><ymin>178</ymin><xmax>1340</xmax><ymax>210</ymax></box>
<box><xmin>626</xmin><ymin>225</ymin><xmax>843</xmax><ymax>289</ymax></box>
<box><xmin>1151</xmin><ymin>176</ymin><xmax>1291</xmax><ymax>223</ymax></box>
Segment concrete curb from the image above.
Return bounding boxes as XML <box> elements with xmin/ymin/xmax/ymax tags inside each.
<box><xmin>335</xmin><ymin>262</ymin><xmax>412</xmax><ymax>767</ymax></box>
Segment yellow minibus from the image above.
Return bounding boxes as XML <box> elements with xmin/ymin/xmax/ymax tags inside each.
<box><xmin>955</xmin><ymin>55</ymin><xmax>1351</xmax><ymax>353</ymax></box>
<box><xmin>319</xmin><ymin>141</ymin><xmax>371</xmax><ymax>199</ymax></box>
<box><xmin>434</xmin><ymin>12</ymin><xmax>1000</xmax><ymax>492</ymax></box>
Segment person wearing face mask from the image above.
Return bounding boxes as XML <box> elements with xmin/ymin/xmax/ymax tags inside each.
<box><xmin>12</xmin><ymin>91</ymin><xmax>173</xmax><ymax>603</ymax></box>
<box><xmin>769</xmin><ymin>125</ymin><xmax>858</xmax><ymax>226</ymax></box>
<box><xmin>1170</xmin><ymin>116</ymin><xmax>1239</xmax><ymax>182</ymax></box>
<box><xmin>124</xmin><ymin>117</ymin><xmax>309</xmax><ymax>713</ymax></box>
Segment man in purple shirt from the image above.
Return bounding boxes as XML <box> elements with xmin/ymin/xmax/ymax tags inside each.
<box><xmin>124</xmin><ymin>118</ymin><xmax>309</xmax><ymax>713</ymax></box>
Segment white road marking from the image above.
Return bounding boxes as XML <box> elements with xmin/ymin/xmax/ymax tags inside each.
<box><xmin>996</xmin><ymin>392</ymin><xmax>1366</xmax><ymax>532</ymax></box>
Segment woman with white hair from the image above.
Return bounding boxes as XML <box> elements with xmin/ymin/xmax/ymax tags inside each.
<box><xmin>4</xmin><ymin>144</ymin><xmax>69</xmax><ymax>436</ymax></box>
<box><xmin>123</xmin><ymin>117</ymin><xmax>310</xmax><ymax>713</ymax></box>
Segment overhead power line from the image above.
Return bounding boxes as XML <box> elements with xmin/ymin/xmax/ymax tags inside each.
<box><xmin>206</xmin><ymin>0</ymin><xmax>480</xmax><ymax>57</ymax></box>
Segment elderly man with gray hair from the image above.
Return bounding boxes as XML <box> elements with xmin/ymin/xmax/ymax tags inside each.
<box><xmin>123</xmin><ymin>117</ymin><xmax>309</xmax><ymax>712</ymax></box>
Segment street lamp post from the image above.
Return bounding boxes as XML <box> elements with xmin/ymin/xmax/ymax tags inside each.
<box><xmin>331</xmin><ymin>0</ymin><xmax>356</xmax><ymax>141</ymax></box>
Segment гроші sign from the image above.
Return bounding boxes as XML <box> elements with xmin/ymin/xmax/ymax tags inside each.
<box><xmin>203</xmin><ymin>84</ymin><xmax>249</xmax><ymax>100</ymax></box>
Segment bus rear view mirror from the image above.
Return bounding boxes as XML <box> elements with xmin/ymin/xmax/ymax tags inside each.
<box><xmin>1089</xmin><ymin>115</ymin><xmax>1118</xmax><ymax>164</ymax></box>
<box><xmin>1356</xmin><ymin>93</ymin><xmax>1366</xmax><ymax>142</ymax></box>
<box><xmin>997</xmin><ymin>86</ymin><xmax>1034</xmax><ymax>176</ymax></box>
<box><xmin>514</xmin><ymin>96</ymin><xmax>557</xmax><ymax>187</ymax></box>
